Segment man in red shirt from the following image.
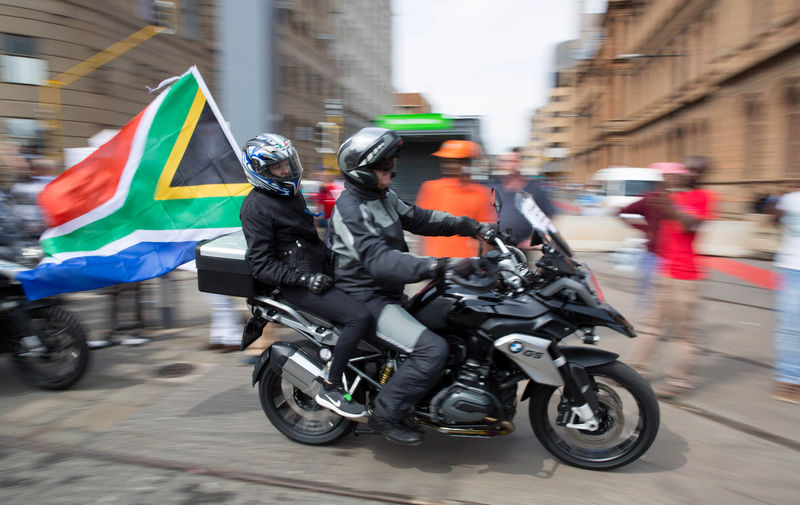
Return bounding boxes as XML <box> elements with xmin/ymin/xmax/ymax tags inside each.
<box><xmin>630</xmin><ymin>156</ymin><xmax>716</xmax><ymax>399</ymax></box>
<box><xmin>618</xmin><ymin>162</ymin><xmax>686</xmax><ymax>319</ymax></box>
<box><xmin>416</xmin><ymin>140</ymin><xmax>494</xmax><ymax>258</ymax></box>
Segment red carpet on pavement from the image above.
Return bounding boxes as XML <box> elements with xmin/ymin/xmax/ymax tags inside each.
<box><xmin>702</xmin><ymin>256</ymin><xmax>778</xmax><ymax>290</ymax></box>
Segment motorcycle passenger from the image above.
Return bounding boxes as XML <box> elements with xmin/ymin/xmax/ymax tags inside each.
<box><xmin>329</xmin><ymin>127</ymin><xmax>495</xmax><ymax>445</ymax></box>
<box><xmin>239</xmin><ymin>133</ymin><xmax>373</xmax><ymax>419</ymax></box>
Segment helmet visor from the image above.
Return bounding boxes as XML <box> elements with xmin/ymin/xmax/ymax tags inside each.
<box><xmin>251</xmin><ymin>151</ymin><xmax>303</xmax><ymax>181</ymax></box>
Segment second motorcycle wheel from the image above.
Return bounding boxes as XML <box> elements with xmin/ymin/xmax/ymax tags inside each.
<box><xmin>13</xmin><ymin>304</ymin><xmax>90</xmax><ymax>390</ymax></box>
<box><xmin>258</xmin><ymin>366</ymin><xmax>354</xmax><ymax>445</ymax></box>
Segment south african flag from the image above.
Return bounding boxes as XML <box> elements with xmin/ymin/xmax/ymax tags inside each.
<box><xmin>16</xmin><ymin>67</ymin><xmax>250</xmax><ymax>300</ymax></box>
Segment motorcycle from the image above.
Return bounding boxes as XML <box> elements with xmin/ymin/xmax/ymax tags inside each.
<box><xmin>0</xmin><ymin>194</ymin><xmax>90</xmax><ymax>390</ymax></box>
<box><xmin>196</xmin><ymin>191</ymin><xmax>659</xmax><ymax>470</ymax></box>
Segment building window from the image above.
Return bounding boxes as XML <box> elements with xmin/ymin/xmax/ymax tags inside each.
<box><xmin>180</xmin><ymin>0</ymin><xmax>201</xmax><ymax>40</ymax></box>
<box><xmin>4</xmin><ymin>117</ymin><xmax>41</xmax><ymax>139</ymax></box>
<box><xmin>1</xmin><ymin>34</ymin><xmax>47</xmax><ymax>85</ymax></box>
<box><xmin>745</xmin><ymin>100</ymin><xmax>765</xmax><ymax>179</ymax></box>
<box><xmin>786</xmin><ymin>85</ymin><xmax>800</xmax><ymax>178</ymax></box>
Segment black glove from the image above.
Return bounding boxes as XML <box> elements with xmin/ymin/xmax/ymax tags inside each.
<box><xmin>432</xmin><ymin>257</ymin><xmax>481</xmax><ymax>279</ymax></box>
<box><xmin>454</xmin><ymin>216</ymin><xmax>479</xmax><ymax>236</ymax></box>
<box><xmin>476</xmin><ymin>222</ymin><xmax>497</xmax><ymax>242</ymax></box>
<box><xmin>447</xmin><ymin>257</ymin><xmax>482</xmax><ymax>279</ymax></box>
<box><xmin>298</xmin><ymin>272</ymin><xmax>333</xmax><ymax>294</ymax></box>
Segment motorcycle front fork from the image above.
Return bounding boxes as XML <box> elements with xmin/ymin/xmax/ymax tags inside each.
<box><xmin>549</xmin><ymin>345</ymin><xmax>601</xmax><ymax>431</ymax></box>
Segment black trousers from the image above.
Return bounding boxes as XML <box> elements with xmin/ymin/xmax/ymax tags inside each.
<box><xmin>281</xmin><ymin>286</ymin><xmax>373</xmax><ymax>386</ymax></box>
<box><xmin>360</xmin><ymin>297</ymin><xmax>450</xmax><ymax>422</ymax></box>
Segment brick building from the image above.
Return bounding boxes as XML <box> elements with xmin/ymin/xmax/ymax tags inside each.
<box><xmin>571</xmin><ymin>0</ymin><xmax>800</xmax><ymax>215</ymax></box>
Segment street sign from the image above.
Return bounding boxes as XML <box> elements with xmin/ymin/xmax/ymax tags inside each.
<box><xmin>375</xmin><ymin>113</ymin><xmax>453</xmax><ymax>130</ymax></box>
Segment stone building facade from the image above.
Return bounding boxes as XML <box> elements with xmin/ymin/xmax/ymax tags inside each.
<box><xmin>571</xmin><ymin>0</ymin><xmax>800</xmax><ymax>215</ymax></box>
<box><xmin>1</xmin><ymin>0</ymin><xmax>216</xmax><ymax>163</ymax></box>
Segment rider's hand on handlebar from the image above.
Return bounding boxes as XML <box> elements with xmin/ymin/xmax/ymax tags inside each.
<box><xmin>454</xmin><ymin>216</ymin><xmax>480</xmax><ymax>236</ymax></box>
<box><xmin>433</xmin><ymin>257</ymin><xmax>482</xmax><ymax>280</ymax></box>
<box><xmin>440</xmin><ymin>257</ymin><xmax>483</xmax><ymax>280</ymax></box>
<box><xmin>476</xmin><ymin>222</ymin><xmax>498</xmax><ymax>242</ymax></box>
<box><xmin>298</xmin><ymin>272</ymin><xmax>333</xmax><ymax>294</ymax></box>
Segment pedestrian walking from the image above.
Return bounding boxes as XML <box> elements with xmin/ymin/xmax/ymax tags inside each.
<box><xmin>206</xmin><ymin>293</ymin><xmax>242</xmax><ymax>353</ymax></box>
<box><xmin>617</xmin><ymin>162</ymin><xmax>684</xmax><ymax>319</ymax></box>
<box><xmin>491</xmin><ymin>148</ymin><xmax>555</xmax><ymax>255</ymax></box>
<box><xmin>770</xmin><ymin>177</ymin><xmax>800</xmax><ymax>404</ymax></box>
<box><xmin>629</xmin><ymin>156</ymin><xmax>716</xmax><ymax>399</ymax></box>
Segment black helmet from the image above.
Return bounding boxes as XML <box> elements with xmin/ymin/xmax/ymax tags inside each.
<box><xmin>242</xmin><ymin>133</ymin><xmax>303</xmax><ymax>196</ymax></box>
<box><xmin>337</xmin><ymin>127</ymin><xmax>403</xmax><ymax>188</ymax></box>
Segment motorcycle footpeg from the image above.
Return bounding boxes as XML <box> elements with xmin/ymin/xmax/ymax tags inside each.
<box><xmin>241</xmin><ymin>316</ymin><xmax>268</xmax><ymax>351</ymax></box>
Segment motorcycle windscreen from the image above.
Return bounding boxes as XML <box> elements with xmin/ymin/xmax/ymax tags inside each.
<box><xmin>515</xmin><ymin>192</ymin><xmax>573</xmax><ymax>258</ymax></box>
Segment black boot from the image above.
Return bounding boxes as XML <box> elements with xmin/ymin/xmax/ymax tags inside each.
<box><xmin>368</xmin><ymin>410</ymin><xmax>423</xmax><ymax>446</ymax></box>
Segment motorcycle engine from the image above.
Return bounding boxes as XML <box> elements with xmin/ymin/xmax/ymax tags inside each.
<box><xmin>429</xmin><ymin>361</ymin><xmax>503</xmax><ymax>424</ymax></box>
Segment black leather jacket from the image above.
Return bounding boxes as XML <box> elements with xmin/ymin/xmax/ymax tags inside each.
<box><xmin>240</xmin><ymin>187</ymin><xmax>329</xmax><ymax>287</ymax></box>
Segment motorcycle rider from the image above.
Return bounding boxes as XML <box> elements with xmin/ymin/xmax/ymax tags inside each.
<box><xmin>239</xmin><ymin>133</ymin><xmax>373</xmax><ymax>419</ymax></box>
<box><xmin>329</xmin><ymin>127</ymin><xmax>496</xmax><ymax>445</ymax></box>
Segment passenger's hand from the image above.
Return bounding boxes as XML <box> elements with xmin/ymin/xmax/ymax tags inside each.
<box><xmin>300</xmin><ymin>272</ymin><xmax>333</xmax><ymax>294</ymax></box>
<box><xmin>476</xmin><ymin>222</ymin><xmax>497</xmax><ymax>242</ymax></box>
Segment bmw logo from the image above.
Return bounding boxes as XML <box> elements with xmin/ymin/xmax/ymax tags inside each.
<box><xmin>509</xmin><ymin>341</ymin><xmax>523</xmax><ymax>353</ymax></box>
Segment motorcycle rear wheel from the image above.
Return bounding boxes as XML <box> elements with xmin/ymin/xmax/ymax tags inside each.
<box><xmin>258</xmin><ymin>367</ymin><xmax>353</xmax><ymax>445</ymax></box>
<box><xmin>530</xmin><ymin>360</ymin><xmax>659</xmax><ymax>470</ymax></box>
<box><xmin>12</xmin><ymin>305</ymin><xmax>89</xmax><ymax>390</ymax></box>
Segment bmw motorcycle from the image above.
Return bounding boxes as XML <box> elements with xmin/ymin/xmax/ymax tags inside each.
<box><xmin>0</xmin><ymin>196</ymin><xmax>90</xmax><ymax>390</ymax></box>
<box><xmin>197</xmin><ymin>191</ymin><xmax>659</xmax><ymax>470</ymax></box>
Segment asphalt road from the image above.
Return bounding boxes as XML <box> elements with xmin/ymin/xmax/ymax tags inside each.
<box><xmin>0</xmin><ymin>255</ymin><xmax>798</xmax><ymax>505</ymax></box>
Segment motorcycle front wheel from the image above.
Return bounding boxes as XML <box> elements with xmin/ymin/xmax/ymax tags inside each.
<box><xmin>258</xmin><ymin>367</ymin><xmax>354</xmax><ymax>445</ymax></box>
<box><xmin>13</xmin><ymin>305</ymin><xmax>90</xmax><ymax>390</ymax></box>
<box><xmin>530</xmin><ymin>360</ymin><xmax>660</xmax><ymax>471</ymax></box>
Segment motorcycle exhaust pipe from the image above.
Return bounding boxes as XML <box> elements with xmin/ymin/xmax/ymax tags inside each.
<box><xmin>262</xmin><ymin>341</ymin><xmax>325</xmax><ymax>396</ymax></box>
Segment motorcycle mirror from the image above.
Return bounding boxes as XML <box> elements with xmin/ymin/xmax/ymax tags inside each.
<box><xmin>491</xmin><ymin>188</ymin><xmax>502</xmax><ymax>230</ymax></box>
<box><xmin>491</xmin><ymin>187</ymin><xmax>503</xmax><ymax>213</ymax></box>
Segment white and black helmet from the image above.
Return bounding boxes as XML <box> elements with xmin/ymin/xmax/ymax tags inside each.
<box><xmin>242</xmin><ymin>133</ymin><xmax>303</xmax><ymax>196</ymax></box>
<box><xmin>337</xmin><ymin>127</ymin><xmax>403</xmax><ymax>189</ymax></box>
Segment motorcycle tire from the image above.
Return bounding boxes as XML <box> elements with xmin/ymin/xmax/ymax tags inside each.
<box><xmin>12</xmin><ymin>305</ymin><xmax>90</xmax><ymax>390</ymax></box>
<box><xmin>530</xmin><ymin>360</ymin><xmax>660</xmax><ymax>471</ymax></box>
<box><xmin>258</xmin><ymin>366</ymin><xmax>354</xmax><ymax>445</ymax></box>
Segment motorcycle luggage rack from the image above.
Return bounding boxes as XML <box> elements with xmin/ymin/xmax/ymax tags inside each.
<box><xmin>249</xmin><ymin>295</ymin><xmax>339</xmax><ymax>346</ymax></box>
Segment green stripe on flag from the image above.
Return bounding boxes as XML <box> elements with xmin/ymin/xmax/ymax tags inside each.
<box><xmin>40</xmin><ymin>71</ymin><xmax>246</xmax><ymax>256</ymax></box>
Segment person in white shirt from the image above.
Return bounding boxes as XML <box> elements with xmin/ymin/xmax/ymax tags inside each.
<box><xmin>771</xmin><ymin>178</ymin><xmax>800</xmax><ymax>404</ymax></box>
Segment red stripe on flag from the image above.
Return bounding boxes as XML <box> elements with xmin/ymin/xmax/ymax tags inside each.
<box><xmin>38</xmin><ymin>111</ymin><xmax>144</xmax><ymax>227</ymax></box>
<box><xmin>702</xmin><ymin>256</ymin><xmax>778</xmax><ymax>290</ymax></box>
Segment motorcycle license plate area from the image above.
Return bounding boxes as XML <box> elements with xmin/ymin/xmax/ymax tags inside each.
<box><xmin>195</xmin><ymin>231</ymin><xmax>259</xmax><ymax>297</ymax></box>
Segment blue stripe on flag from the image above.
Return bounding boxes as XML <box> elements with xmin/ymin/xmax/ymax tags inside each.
<box><xmin>16</xmin><ymin>241</ymin><xmax>198</xmax><ymax>300</ymax></box>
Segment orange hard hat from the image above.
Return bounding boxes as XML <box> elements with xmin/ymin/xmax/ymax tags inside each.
<box><xmin>432</xmin><ymin>140</ymin><xmax>481</xmax><ymax>159</ymax></box>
